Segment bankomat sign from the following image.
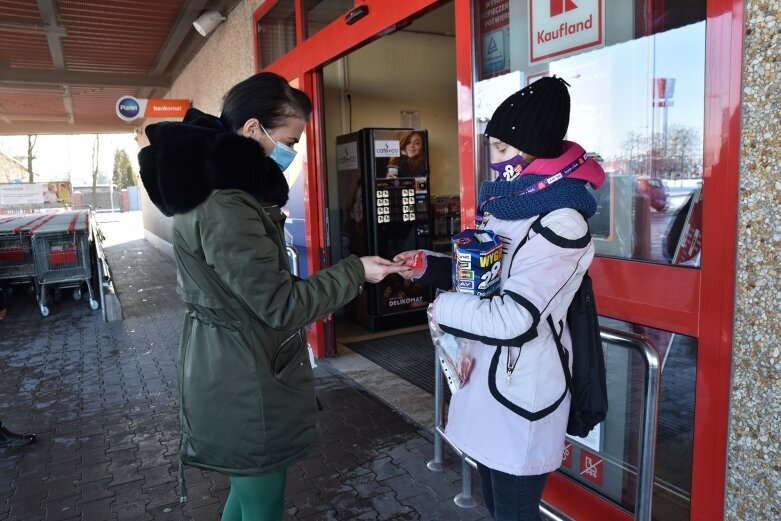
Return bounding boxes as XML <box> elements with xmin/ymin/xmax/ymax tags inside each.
<box><xmin>529</xmin><ymin>0</ymin><xmax>604</xmax><ymax>64</ymax></box>
<box><xmin>116</xmin><ymin>96</ymin><xmax>191</xmax><ymax>122</ymax></box>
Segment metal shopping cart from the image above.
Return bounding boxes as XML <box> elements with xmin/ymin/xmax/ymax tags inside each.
<box><xmin>0</xmin><ymin>215</ymin><xmax>42</xmax><ymax>285</ymax></box>
<box><xmin>32</xmin><ymin>210</ymin><xmax>98</xmax><ymax>316</ymax></box>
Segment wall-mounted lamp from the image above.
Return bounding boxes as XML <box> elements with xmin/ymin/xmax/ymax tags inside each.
<box><xmin>193</xmin><ymin>10</ymin><xmax>227</xmax><ymax>36</ymax></box>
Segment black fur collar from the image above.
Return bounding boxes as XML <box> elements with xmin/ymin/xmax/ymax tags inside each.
<box><xmin>138</xmin><ymin>113</ymin><xmax>289</xmax><ymax>217</ymax></box>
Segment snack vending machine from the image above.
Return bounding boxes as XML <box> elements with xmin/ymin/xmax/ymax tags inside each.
<box><xmin>337</xmin><ymin>128</ymin><xmax>433</xmax><ymax>331</ymax></box>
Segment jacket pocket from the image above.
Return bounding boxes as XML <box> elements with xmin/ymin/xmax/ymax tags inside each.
<box><xmin>487</xmin><ymin>344</ymin><xmax>568</xmax><ymax>422</ymax></box>
<box><xmin>272</xmin><ymin>329</ymin><xmax>306</xmax><ymax>380</ymax></box>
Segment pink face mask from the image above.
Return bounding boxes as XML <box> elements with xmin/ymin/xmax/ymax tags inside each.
<box><xmin>489</xmin><ymin>154</ymin><xmax>529</xmax><ymax>182</ymax></box>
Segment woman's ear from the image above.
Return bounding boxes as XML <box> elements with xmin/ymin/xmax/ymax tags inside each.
<box><xmin>241</xmin><ymin>118</ymin><xmax>260</xmax><ymax>138</ymax></box>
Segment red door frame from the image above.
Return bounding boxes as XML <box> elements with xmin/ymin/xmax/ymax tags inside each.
<box><xmin>255</xmin><ymin>0</ymin><xmax>744</xmax><ymax>518</ymax></box>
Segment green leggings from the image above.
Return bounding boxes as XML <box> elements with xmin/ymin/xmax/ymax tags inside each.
<box><xmin>221</xmin><ymin>470</ymin><xmax>287</xmax><ymax>521</ymax></box>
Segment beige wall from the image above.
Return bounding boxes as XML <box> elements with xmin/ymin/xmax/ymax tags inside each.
<box><xmin>725</xmin><ymin>2</ymin><xmax>781</xmax><ymax>520</ymax></box>
<box><xmin>141</xmin><ymin>0</ymin><xmax>266</xmax><ymax>244</ymax></box>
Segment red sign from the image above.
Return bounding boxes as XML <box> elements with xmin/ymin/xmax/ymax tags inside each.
<box><xmin>561</xmin><ymin>441</ymin><xmax>573</xmax><ymax>468</ymax></box>
<box><xmin>579</xmin><ymin>449</ymin><xmax>603</xmax><ymax>486</ymax></box>
<box><xmin>529</xmin><ymin>0</ymin><xmax>604</xmax><ymax>64</ymax></box>
<box><xmin>550</xmin><ymin>0</ymin><xmax>579</xmax><ymax>16</ymax></box>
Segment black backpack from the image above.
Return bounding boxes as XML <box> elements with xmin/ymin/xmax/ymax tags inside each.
<box><xmin>547</xmin><ymin>271</ymin><xmax>608</xmax><ymax>437</ymax></box>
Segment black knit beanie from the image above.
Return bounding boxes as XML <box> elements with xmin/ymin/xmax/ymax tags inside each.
<box><xmin>485</xmin><ymin>76</ymin><xmax>570</xmax><ymax>158</ymax></box>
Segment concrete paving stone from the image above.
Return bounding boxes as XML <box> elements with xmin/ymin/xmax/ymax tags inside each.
<box><xmin>110</xmin><ymin>482</ymin><xmax>151</xmax><ymax>511</ymax></box>
<box><xmin>45</xmin><ymin>460</ymin><xmax>78</xmax><ymax>481</ymax></box>
<box><xmin>285</xmin><ymin>490</ymin><xmax>333</xmax><ymax>519</ymax></box>
<box><xmin>178</xmin><ymin>483</ymin><xmax>218</xmax><ymax>512</ymax></box>
<box><xmin>309</xmin><ymin>472</ymin><xmax>354</xmax><ymax>499</ymax></box>
<box><xmin>298</xmin><ymin>456</ymin><xmax>333</xmax><ymax>480</ymax></box>
<box><xmin>78</xmin><ymin>497</ymin><xmax>116</xmax><ymax>521</ymax></box>
<box><xmin>107</xmin><ymin>448</ymin><xmax>138</xmax><ymax>467</ymax></box>
<box><xmin>297</xmin><ymin>508</ymin><xmax>339</xmax><ymax>521</ymax></box>
<box><xmin>8</xmin><ymin>495</ymin><xmax>45</xmax><ymax>520</ymax></box>
<box><xmin>107</xmin><ymin>466</ymin><xmax>144</xmax><ymax>488</ymax></box>
<box><xmin>204</xmin><ymin>473</ymin><xmax>229</xmax><ymax>494</ymax></box>
<box><xmin>368</xmin><ymin>491</ymin><xmax>414</xmax><ymax>520</ymax></box>
<box><xmin>42</xmin><ymin>478</ymin><xmax>78</xmax><ymax>501</ymax></box>
<box><xmin>79</xmin><ymin>447</ymin><xmax>110</xmax><ymax>466</ymax></box>
<box><xmin>327</xmin><ymin>490</ymin><xmax>376</xmax><ymax>519</ymax></box>
<box><xmin>182</xmin><ymin>502</ymin><xmax>222</xmax><ymax>521</ymax></box>
<box><xmin>380</xmin><ymin>475</ymin><xmax>426</xmax><ymax>501</ymax></box>
<box><xmin>400</xmin><ymin>491</ymin><xmax>461</xmax><ymax>521</ymax></box>
<box><xmin>11</xmin><ymin>476</ymin><xmax>48</xmax><ymax>499</ymax></box>
<box><xmin>41</xmin><ymin>494</ymin><xmax>80</xmax><ymax>521</ymax></box>
<box><xmin>78</xmin><ymin>433</ymin><xmax>108</xmax><ymax>450</ymax></box>
<box><xmin>364</xmin><ymin>457</ymin><xmax>408</xmax><ymax>482</ymax></box>
<box><xmin>47</xmin><ymin>448</ymin><xmax>80</xmax><ymax>467</ymax></box>
<box><xmin>78</xmin><ymin>462</ymin><xmax>111</xmax><ymax>484</ymax></box>
<box><xmin>143</xmin><ymin>481</ymin><xmax>181</xmax><ymax>511</ymax></box>
<box><xmin>139</xmin><ymin>465</ymin><xmax>176</xmax><ymax>491</ymax></box>
<box><xmin>146</xmin><ymin>502</ymin><xmax>186</xmax><ymax>521</ymax></box>
<box><xmin>344</xmin><ymin>472</ymin><xmax>394</xmax><ymax>499</ymax></box>
<box><xmin>77</xmin><ymin>477</ymin><xmax>115</xmax><ymax>504</ymax></box>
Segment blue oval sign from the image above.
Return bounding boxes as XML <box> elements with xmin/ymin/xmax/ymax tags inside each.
<box><xmin>116</xmin><ymin>96</ymin><xmax>141</xmax><ymax>121</ymax></box>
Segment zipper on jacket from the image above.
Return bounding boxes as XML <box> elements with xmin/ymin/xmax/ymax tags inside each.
<box><xmin>271</xmin><ymin>330</ymin><xmax>303</xmax><ymax>372</ymax></box>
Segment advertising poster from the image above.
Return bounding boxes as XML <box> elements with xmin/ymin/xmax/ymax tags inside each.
<box><xmin>0</xmin><ymin>181</ymin><xmax>72</xmax><ymax>206</ymax></box>
<box><xmin>479</xmin><ymin>0</ymin><xmax>511</xmax><ymax>78</ymax></box>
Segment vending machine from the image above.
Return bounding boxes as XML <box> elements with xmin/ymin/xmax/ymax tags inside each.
<box><xmin>336</xmin><ymin>128</ymin><xmax>433</xmax><ymax>331</ymax></box>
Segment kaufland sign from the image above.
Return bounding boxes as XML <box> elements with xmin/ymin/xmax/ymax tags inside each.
<box><xmin>529</xmin><ymin>0</ymin><xmax>604</xmax><ymax>64</ymax></box>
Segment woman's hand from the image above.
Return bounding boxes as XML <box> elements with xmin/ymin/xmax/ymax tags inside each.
<box><xmin>360</xmin><ymin>256</ymin><xmax>409</xmax><ymax>283</ymax></box>
<box><xmin>393</xmin><ymin>250</ymin><xmax>426</xmax><ymax>280</ymax></box>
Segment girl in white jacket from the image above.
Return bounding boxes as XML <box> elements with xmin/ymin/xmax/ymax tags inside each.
<box><xmin>396</xmin><ymin>76</ymin><xmax>605</xmax><ymax>520</ymax></box>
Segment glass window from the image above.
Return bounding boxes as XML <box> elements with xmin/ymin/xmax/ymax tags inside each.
<box><xmin>558</xmin><ymin>317</ymin><xmax>697</xmax><ymax>520</ymax></box>
<box><xmin>473</xmin><ymin>0</ymin><xmax>705</xmax><ymax>265</ymax></box>
<box><xmin>257</xmin><ymin>0</ymin><xmax>296</xmax><ymax>69</ymax></box>
<box><xmin>302</xmin><ymin>0</ymin><xmax>353</xmax><ymax>39</ymax></box>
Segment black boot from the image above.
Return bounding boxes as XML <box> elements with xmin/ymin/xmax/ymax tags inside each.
<box><xmin>0</xmin><ymin>422</ymin><xmax>36</xmax><ymax>449</ymax></box>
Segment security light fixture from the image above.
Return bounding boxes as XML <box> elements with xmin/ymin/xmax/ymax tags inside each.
<box><xmin>193</xmin><ymin>10</ymin><xmax>227</xmax><ymax>37</ymax></box>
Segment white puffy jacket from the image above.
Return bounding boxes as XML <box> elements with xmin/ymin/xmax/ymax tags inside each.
<box><xmin>436</xmin><ymin>208</ymin><xmax>594</xmax><ymax>475</ymax></box>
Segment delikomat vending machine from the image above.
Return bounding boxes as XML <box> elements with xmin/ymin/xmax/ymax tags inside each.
<box><xmin>336</xmin><ymin>128</ymin><xmax>433</xmax><ymax>331</ymax></box>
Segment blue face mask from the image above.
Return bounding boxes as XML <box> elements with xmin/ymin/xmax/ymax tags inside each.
<box><xmin>490</xmin><ymin>154</ymin><xmax>529</xmax><ymax>182</ymax></box>
<box><xmin>261</xmin><ymin>125</ymin><xmax>297</xmax><ymax>171</ymax></box>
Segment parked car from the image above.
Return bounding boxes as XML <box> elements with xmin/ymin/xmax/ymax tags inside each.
<box><xmin>636</xmin><ymin>177</ymin><xmax>669</xmax><ymax>212</ymax></box>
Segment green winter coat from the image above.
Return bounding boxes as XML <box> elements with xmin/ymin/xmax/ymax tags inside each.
<box><xmin>138</xmin><ymin>109</ymin><xmax>365</xmax><ymax>479</ymax></box>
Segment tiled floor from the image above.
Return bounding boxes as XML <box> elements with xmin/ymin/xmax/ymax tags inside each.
<box><xmin>0</xmin><ymin>214</ymin><xmax>489</xmax><ymax>521</ymax></box>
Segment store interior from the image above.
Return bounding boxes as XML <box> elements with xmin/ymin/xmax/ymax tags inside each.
<box><xmin>319</xmin><ymin>2</ymin><xmax>457</xmax><ymax>345</ymax></box>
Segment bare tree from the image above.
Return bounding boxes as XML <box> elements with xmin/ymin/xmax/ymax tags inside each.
<box><xmin>91</xmin><ymin>134</ymin><xmax>100</xmax><ymax>203</ymax></box>
<box><xmin>26</xmin><ymin>134</ymin><xmax>37</xmax><ymax>183</ymax></box>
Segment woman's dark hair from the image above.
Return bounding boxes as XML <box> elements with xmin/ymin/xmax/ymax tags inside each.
<box><xmin>220</xmin><ymin>72</ymin><xmax>312</xmax><ymax>133</ymax></box>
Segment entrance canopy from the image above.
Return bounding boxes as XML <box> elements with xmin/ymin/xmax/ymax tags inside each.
<box><xmin>0</xmin><ymin>0</ymin><xmax>240</xmax><ymax>135</ymax></box>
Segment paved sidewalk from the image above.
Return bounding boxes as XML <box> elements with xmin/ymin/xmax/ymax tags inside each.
<box><xmin>0</xmin><ymin>228</ymin><xmax>489</xmax><ymax>521</ymax></box>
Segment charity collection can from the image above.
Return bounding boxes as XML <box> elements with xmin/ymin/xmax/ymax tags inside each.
<box><xmin>451</xmin><ymin>229</ymin><xmax>502</xmax><ymax>297</ymax></box>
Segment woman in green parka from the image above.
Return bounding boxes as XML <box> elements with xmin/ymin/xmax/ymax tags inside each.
<box><xmin>138</xmin><ymin>72</ymin><xmax>405</xmax><ymax>521</ymax></box>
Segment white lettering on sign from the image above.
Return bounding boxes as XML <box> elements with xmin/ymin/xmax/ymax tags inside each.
<box><xmin>529</xmin><ymin>0</ymin><xmax>604</xmax><ymax>64</ymax></box>
<box><xmin>388</xmin><ymin>296</ymin><xmax>424</xmax><ymax>307</ymax></box>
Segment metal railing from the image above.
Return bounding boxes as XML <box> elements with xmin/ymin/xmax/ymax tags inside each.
<box><xmin>428</xmin><ymin>326</ymin><xmax>661</xmax><ymax>521</ymax></box>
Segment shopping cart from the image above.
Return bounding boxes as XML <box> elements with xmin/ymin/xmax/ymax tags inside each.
<box><xmin>32</xmin><ymin>210</ymin><xmax>98</xmax><ymax>317</ymax></box>
<box><xmin>0</xmin><ymin>215</ymin><xmax>41</xmax><ymax>284</ymax></box>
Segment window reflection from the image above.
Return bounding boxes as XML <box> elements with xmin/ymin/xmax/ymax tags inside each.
<box><xmin>472</xmin><ymin>1</ymin><xmax>705</xmax><ymax>266</ymax></box>
<box><xmin>257</xmin><ymin>0</ymin><xmax>296</xmax><ymax>69</ymax></box>
<box><xmin>303</xmin><ymin>0</ymin><xmax>353</xmax><ymax>39</ymax></box>
<box><xmin>558</xmin><ymin>317</ymin><xmax>697</xmax><ymax>521</ymax></box>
